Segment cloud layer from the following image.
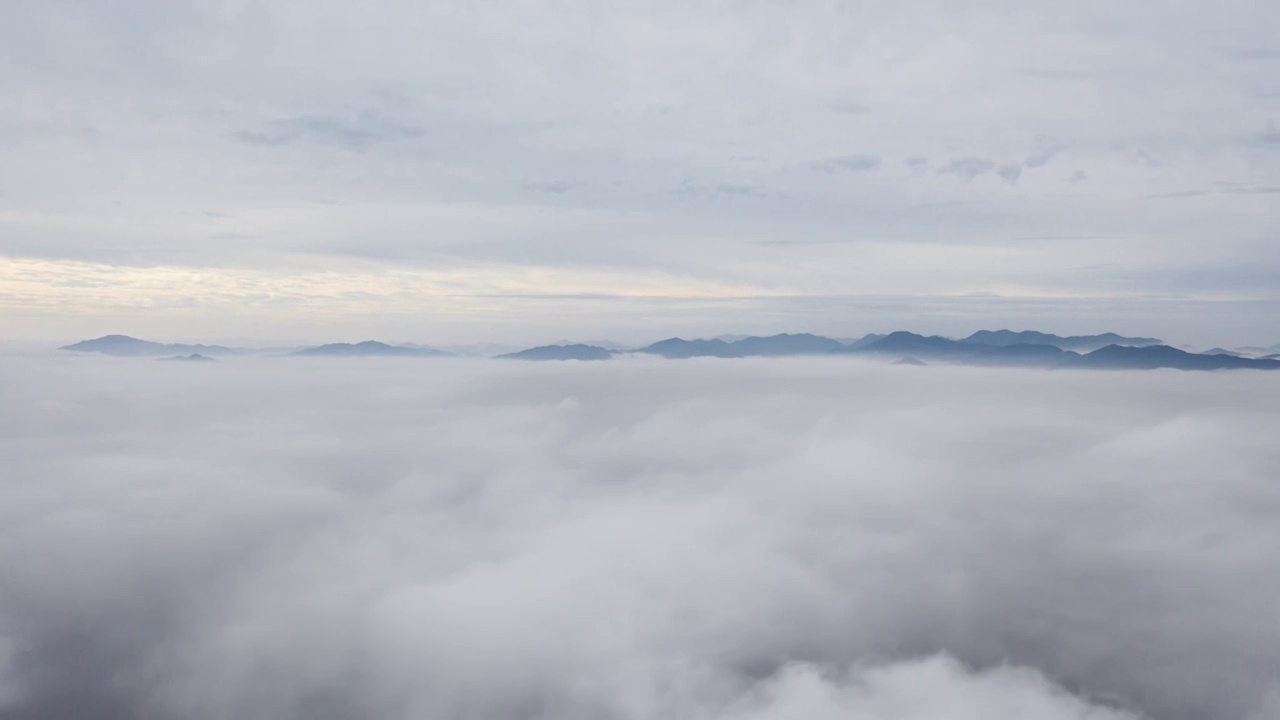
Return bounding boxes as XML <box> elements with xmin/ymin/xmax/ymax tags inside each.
<box><xmin>2</xmin><ymin>355</ymin><xmax>1279</xmax><ymax>719</ymax></box>
<box><xmin>1</xmin><ymin>1</ymin><xmax>1278</xmax><ymax>341</ymax></box>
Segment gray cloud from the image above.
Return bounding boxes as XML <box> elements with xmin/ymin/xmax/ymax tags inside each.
<box><xmin>1257</xmin><ymin>121</ymin><xmax>1280</xmax><ymax>143</ymax></box>
<box><xmin>2</xmin><ymin>355</ymin><xmax>1280</xmax><ymax>719</ymax></box>
<box><xmin>1</xmin><ymin>1</ymin><xmax>1280</xmax><ymax>339</ymax></box>
<box><xmin>523</xmin><ymin>181</ymin><xmax>577</xmax><ymax>194</ymax></box>
<box><xmin>1222</xmin><ymin>185</ymin><xmax>1280</xmax><ymax>195</ymax></box>
<box><xmin>1013</xmin><ymin>67</ymin><xmax>1095</xmax><ymax>81</ymax></box>
<box><xmin>1221</xmin><ymin>47</ymin><xmax>1280</xmax><ymax>62</ymax></box>
<box><xmin>231</xmin><ymin>113</ymin><xmax>425</xmax><ymax>151</ymax></box>
<box><xmin>938</xmin><ymin>157</ymin><xmax>996</xmax><ymax>180</ymax></box>
<box><xmin>1023</xmin><ymin>143</ymin><xmax>1067</xmax><ymax>168</ymax></box>
<box><xmin>826</xmin><ymin>97</ymin><xmax>872</xmax><ymax>115</ymax></box>
<box><xmin>813</xmin><ymin>154</ymin><xmax>882</xmax><ymax>173</ymax></box>
<box><xmin>1127</xmin><ymin>147</ymin><xmax>1165</xmax><ymax>167</ymax></box>
<box><xmin>997</xmin><ymin>163</ymin><xmax>1023</xmax><ymax>184</ymax></box>
<box><xmin>677</xmin><ymin>182</ymin><xmax>771</xmax><ymax>200</ymax></box>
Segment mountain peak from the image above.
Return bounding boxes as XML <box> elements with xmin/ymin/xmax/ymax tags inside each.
<box><xmin>964</xmin><ymin>330</ymin><xmax>1161</xmax><ymax>352</ymax></box>
<box><xmin>290</xmin><ymin>341</ymin><xmax>449</xmax><ymax>358</ymax></box>
<box><xmin>638</xmin><ymin>334</ymin><xmax>844</xmax><ymax>358</ymax></box>
<box><xmin>497</xmin><ymin>344</ymin><xmax>613</xmax><ymax>361</ymax></box>
<box><xmin>60</xmin><ymin>335</ymin><xmax>233</xmax><ymax>357</ymax></box>
<box><xmin>1067</xmin><ymin>344</ymin><xmax>1280</xmax><ymax>370</ymax></box>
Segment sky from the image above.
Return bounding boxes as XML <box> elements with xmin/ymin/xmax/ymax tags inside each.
<box><xmin>2</xmin><ymin>1</ymin><xmax>1279</xmax><ymax>346</ymax></box>
<box><xmin>3</xmin><ymin>355</ymin><xmax>1279</xmax><ymax>719</ymax></box>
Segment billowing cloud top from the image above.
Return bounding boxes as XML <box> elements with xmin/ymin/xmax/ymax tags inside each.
<box><xmin>1</xmin><ymin>1</ymin><xmax>1279</xmax><ymax>345</ymax></box>
<box><xmin>2</xmin><ymin>354</ymin><xmax>1279</xmax><ymax>719</ymax></box>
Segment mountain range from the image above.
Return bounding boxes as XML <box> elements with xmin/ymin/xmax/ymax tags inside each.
<box><xmin>1063</xmin><ymin>344</ymin><xmax>1280</xmax><ymax>371</ymax></box>
<box><xmin>497</xmin><ymin>344</ymin><xmax>613</xmax><ymax>361</ymax></box>
<box><xmin>845</xmin><ymin>332</ymin><xmax>1280</xmax><ymax>370</ymax></box>
<box><xmin>159</xmin><ymin>353</ymin><xmax>216</xmax><ymax>363</ymax></box>
<box><xmin>60</xmin><ymin>335</ymin><xmax>236</xmax><ymax>357</ymax></box>
<box><xmin>637</xmin><ymin>333</ymin><xmax>850</xmax><ymax>358</ymax></box>
<box><xmin>289</xmin><ymin>341</ymin><xmax>450</xmax><ymax>358</ymax></box>
<box><xmin>56</xmin><ymin>332</ymin><xmax>1280</xmax><ymax>370</ymax></box>
<box><xmin>1237</xmin><ymin>343</ymin><xmax>1280</xmax><ymax>358</ymax></box>
<box><xmin>961</xmin><ymin>329</ymin><xmax>1162</xmax><ymax>352</ymax></box>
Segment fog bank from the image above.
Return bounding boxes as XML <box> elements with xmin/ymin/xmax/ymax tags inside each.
<box><xmin>1</xmin><ymin>355</ymin><xmax>1278</xmax><ymax>719</ymax></box>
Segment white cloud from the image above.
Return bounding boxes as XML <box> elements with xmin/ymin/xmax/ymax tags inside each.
<box><xmin>1</xmin><ymin>354</ymin><xmax>1279</xmax><ymax>719</ymax></box>
<box><xmin>719</xmin><ymin>657</ymin><xmax>1138</xmax><ymax>720</ymax></box>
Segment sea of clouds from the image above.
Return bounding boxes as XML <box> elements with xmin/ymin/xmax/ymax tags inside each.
<box><xmin>1</xmin><ymin>353</ymin><xmax>1278</xmax><ymax>720</ymax></box>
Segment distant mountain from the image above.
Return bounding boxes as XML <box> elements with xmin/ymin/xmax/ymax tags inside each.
<box><xmin>396</xmin><ymin>342</ymin><xmax>453</xmax><ymax>353</ymax></box>
<box><xmin>61</xmin><ymin>335</ymin><xmax>235</xmax><ymax>357</ymax></box>
<box><xmin>848</xmin><ymin>333</ymin><xmax>1079</xmax><ymax>367</ymax></box>
<box><xmin>731</xmin><ymin>334</ymin><xmax>847</xmax><ymax>356</ymax></box>
<box><xmin>159</xmin><ymin>353</ymin><xmax>215</xmax><ymax>363</ymax></box>
<box><xmin>968</xmin><ymin>343</ymin><xmax>1079</xmax><ymax>367</ymax></box>
<box><xmin>552</xmin><ymin>339</ymin><xmax>631</xmax><ymax>352</ymax></box>
<box><xmin>433</xmin><ymin>343</ymin><xmax>520</xmax><ymax>357</ymax></box>
<box><xmin>844</xmin><ymin>333</ymin><xmax>887</xmax><ymax>349</ymax></box>
<box><xmin>892</xmin><ymin>357</ymin><xmax>927</xmax><ymax>366</ymax></box>
<box><xmin>841</xmin><ymin>332</ymin><xmax>1280</xmax><ymax>370</ymax></box>
<box><xmin>962</xmin><ymin>330</ymin><xmax>1162</xmax><ymax>352</ymax></box>
<box><xmin>63</xmin><ymin>330</ymin><xmax>1279</xmax><ymax>371</ymax></box>
<box><xmin>290</xmin><ymin>341</ymin><xmax>450</xmax><ymax>358</ymax></box>
<box><xmin>1065</xmin><ymin>345</ymin><xmax>1280</xmax><ymax>371</ymax></box>
<box><xmin>497</xmin><ymin>344</ymin><xmax>613</xmax><ymax>361</ymax></box>
<box><xmin>638</xmin><ymin>333</ymin><xmax>846</xmax><ymax>358</ymax></box>
<box><xmin>1237</xmin><ymin>344</ymin><xmax>1280</xmax><ymax>357</ymax></box>
<box><xmin>638</xmin><ymin>337</ymin><xmax>736</xmax><ymax>358</ymax></box>
<box><xmin>848</xmin><ymin>331</ymin><xmax>971</xmax><ymax>357</ymax></box>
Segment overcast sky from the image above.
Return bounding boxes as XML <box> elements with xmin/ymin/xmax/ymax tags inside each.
<box><xmin>2</xmin><ymin>1</ymin><xmax>1278</xmax><ymax>346</ymax></box>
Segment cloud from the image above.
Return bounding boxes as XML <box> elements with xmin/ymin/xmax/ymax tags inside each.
<box><xmin>714</xmin><ymin>183</ymin><xmax>766</xmax><ymax>197</ymax></box>
<box><xmin>1222</xmin><ymin>186</ymin><xmax>1280</xmax><ymax>195</ymax></box>
<box><xmin>523</xmin><ymin>181</ymin><xmax>577</xmax><ymax>194</ymax></box>
<box><xmin>679</xmin><ymin>183</ymin><xmax>771</xmax><ymax>199</ymax></box>
<box><xmin>1</xmin><ymin>355</ymin><xmax>1279</xmax><ymax>720</ymax></box>
<box><xmin>1257</xmin><ymin>121</ymin><xmax>1280</xmax><ymax>145</ymax></box>
<box><xmin>2</xmin><ymin>0</ymin><xmax>1280</xmax><ymax>339</ymax></box>
<box><xmin>231</xmin><ymin>113</ymin><xmax>424</xmax><ymax>151</ymax></box>
<box><xmin>827</xmin><ymin>97</ymin><xmax>872</xmax><ymax>115</ymax></box>
<box><xmin>1022</xmin><ymin>144</ymin><xmax>1067</xmax><ymax>169</ymax></box>
<box><xmin>1125</xmin><ymin>147</ymin><xmax>1165</xmax><ymax>167</ymax></box>
<box><xmin>721</xmin><ymin>656</ymin><xmax>1137</xmax><ymax>720</ymax></box>
<box><xmin>997</xmin><ymin>164</ymin><xmax>1023</xmax><ymax>184</ymax></box>
<box><xmin>938</xmin><ymin>157</ymin><xmax>996</xmax><ymax>180</ymax></box>
<box><xmin>813</xmin><ymin>154</ymin><xmax>882</xmax><ymax>173</ymax></box>
<box><xmin>1143</xmin><ymin>190</ymin><xmax>1209</xmax><ymax>200</ymax></box>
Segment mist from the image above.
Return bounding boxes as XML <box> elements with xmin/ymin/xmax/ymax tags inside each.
<box><xmin>2</xmin><ymin>354</ymin><xmax>1278</xmax><ymax>719</ymax></box>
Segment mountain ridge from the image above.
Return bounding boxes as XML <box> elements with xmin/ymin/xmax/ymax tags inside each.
<box><xmin>962</xmin><ymin>329</ymin><xmax>1162</xmax><ymax>352</ymax></box>
<box><xmin>61</xmin><ymin>334</ymin><xmax>236</xmax><ymax>357</ymax></box>
<box><xmin>290</xmin><ymin>341</ymin><xmax>450</xmax><ymax>358</ymax></box>
<box><xmin>497</xmin><ymin>344</ymin><xmax>613</xmax><ymax>361</ymax></box>
<box><xmin>637</xmin><ymin>333</ymin><xmax>848</xmax><ymax>358</ymax></box>
<box><xmin>56</xmin><ymin>332</ymin><xmax>1280</xmax><ymax>371</ymax></box>
<box><xmin>1064</xmin><ymin>344</ymin><xmax>1280</xmax><ymax>371</ymax></box>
